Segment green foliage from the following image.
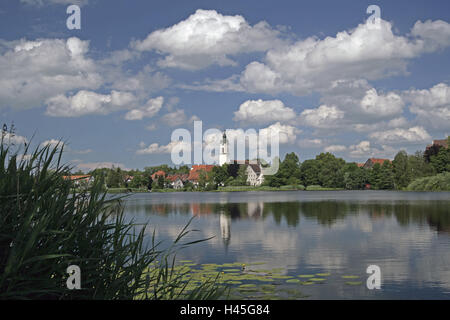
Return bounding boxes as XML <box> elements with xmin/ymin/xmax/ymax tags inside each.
<box><xmin>341</xmin><ymin>163</ymin><xmax>368</xmax><ymax>190</ymax></box>
<box><xmin>430</xmin><ymin>146</ymin><xmax>450</xmax><ymax>174</ymax></box>
<box><xmin>0</xmin><ymin>140</ymin><xmax>222</xmax><ymax>299</ymax></box>
<box><xmin>407</xmin><ymin>172</ymin><xmax>450</xmax><ymax>191</ymax></box>
<box><xmin>393</xmin><ymin>150</ymin><xmax>410</xmax><ymax>189</ymax></box>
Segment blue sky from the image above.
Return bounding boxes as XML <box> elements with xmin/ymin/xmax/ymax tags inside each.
<box><xmin>1</xmin><ymin>0</ymin><xmax>449</xmax><ymax>172</ymax></box>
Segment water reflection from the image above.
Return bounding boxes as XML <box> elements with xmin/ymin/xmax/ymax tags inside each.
<box><xmin>122</xmin><ymin>191</ymin><xmax>450</xmax><ymax>299</ymax></box>
<box><xmin>125</xmin><ymin>198</ymin><xmax>450</xmax><ymax>235</ymax></box>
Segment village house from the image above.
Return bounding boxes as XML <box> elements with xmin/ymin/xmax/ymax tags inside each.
<box><xmin>188</xmin><ymin>165</ymin><xmax>215</xmax><ymax>186</ymax></box>
<box><xmin>246</xmin><ymin>163</ymin><xmax>264</xmax><ymax>186</ymax></box>
<box><xmin>166</xmin><ymin>173</ymin><xmax>189</xmax><ymax>189</ymax></box>
<box><xmin>220</xmin><ymin>131</ymin><xmax>265</xmax><ymax>185</ymax></box>
<box><xmin>63</xmin><ymin>175</ymin><xmax>94</xmax><ymax>187</ymax></box>
<box><xmin>362</xmin><ymin>158</ymin><xmax>391</xmax><ymax>169</ymax></box>
<box><xmin>426</xmin><ymin>139</ymin><xmax>449</xmax><ymax>150</ymax></box>
<box><xmin>151</xmin><ymin>170</ymin><xmax>166</xmax><ymax>181</ymax></box>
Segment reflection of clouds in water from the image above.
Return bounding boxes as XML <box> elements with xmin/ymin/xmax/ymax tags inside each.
<box><xmin>123</xmin><ymin>192</ymin><xmax>450</xmax><ymax>297</ymax></box>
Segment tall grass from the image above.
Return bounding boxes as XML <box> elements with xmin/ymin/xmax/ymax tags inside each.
<box><xmin>0</xmin><ymin>138</ymin><xmax>223</xmax><ymax>300</ymax></box>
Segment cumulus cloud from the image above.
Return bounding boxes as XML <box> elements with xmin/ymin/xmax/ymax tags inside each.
<box><xmin>161</xmin><ymin>109</ymin><xmax>199</xmax><ymax>127</ymax></box>
<box><xmin>369</xmin><ymin>126</ymin><xmax>431</xmax><ymax>144</ymax></box>
<box><xmin>132</xmin><ymin>9</ymin><xmax>283</xmax><ymax>70</ymax></box>
<box><xmin>124</xmin><ymin>96</ymin><xmax>164</xmax><ymax>120</ymax></box>
<box><xmin>41</xmin><ymin>139</ymin><xmax>63</xmax><ymax>148</ymax></box>
<box><xmin>324</xmin><ymin>145</ymin><xmax>347</xmax><ymax>153</ymax></box>
<box><xmin>197</xmin><ymin>19</ymin><xmax>450</xmax><ymax>95</ymax></box>
<box><xmin>299</xmin><ymin>105</ymin><xmax>344</xmax><ymax>128</ymax></box>
<box><xmin>404</xmin><ymin>83</ymin><xmax>450</xmax><ymax>130</ymax></box>
<box><xmin>45</xmin><ymin>90</ymin><xmax>136</xmax><ymax>117</ymax></box>
<box><xmin>348</xmin><ymin>140</ymin><xmax>396</xmax><ymax>159</ymax></box>
<box><xmin>136</xmin><ymin>141</ymin><xmax>191</xmax><ymax>155</ymax></box>
<box><xmin>1</xmin><ymin>132</ymin><xmax>28</xmax><ymax>145</ymax></box>
<box><xmin>233</xmin><ymin>99</ymin><xmax>296</xmax><ymax>124</ymax></box>
<box><xmin>0</xmin><ymin>37</ymin><xmax>102</xmax><ymax>109</ymax></box>
<box><xmin>360</xmin><ymin>88</ymin><xmax>404</xmax><ymax>117</ymax></box>
<box><xmin>76</xmin><ymin>162</ymin><xmax>130</xmax><ymax>172</ymax></box>
<box><xmin>298</xmin><ymin>138</ymin><xmax>323</xmax><ymax>148</ymax></box>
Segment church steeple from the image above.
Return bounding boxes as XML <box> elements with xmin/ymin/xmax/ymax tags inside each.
<box><xmin>219</xmin><ymin>130</ymin><xmax>228</xmax><ymax>166</ymax></box>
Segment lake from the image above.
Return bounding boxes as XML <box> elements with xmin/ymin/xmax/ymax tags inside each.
<box><xmin>121</xmin><ymin>190</ymin><xmax>450</xmax><ymax>299</ymax></box>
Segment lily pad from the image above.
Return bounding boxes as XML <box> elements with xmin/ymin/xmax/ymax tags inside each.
<box><xmin>345</xmin><ymin>281</ymin><xmax>363</xmax><ymax>286</ymax></box>
<box><xmin>310</xmin><ymin>278</ymin><xmax>326</xmax><ymax>282</ymax></box>
<box><xmin>341</xmin><ymin>275</ymin><xmax>359</xmax><ymax>279</ymax></box>
<box><xmin>286</xmin><ymin>279</ymin><xmax>301</xmax><ymax>283</ymax></box>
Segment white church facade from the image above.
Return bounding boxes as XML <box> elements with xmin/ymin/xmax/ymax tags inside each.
<box><xmin>219</xmin><ymin>131</ymin><xmax>264</xmax><ymax>186</ymax></box>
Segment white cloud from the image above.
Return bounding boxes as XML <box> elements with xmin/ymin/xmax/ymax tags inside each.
<box><xmin>1</xmin><ymin>132</ymin><xmax>28</xmax><ymax>145</ymax></box>
<box><xmin>404</xmin><ymin>83</ymin><xmax>450</xmax><ymax>130</ymax></box>
<box><xmin>45</xmin><ymin>90</ymin><xmax>136</xmax><ymax>117</ymax></box>
<box><xmin>161</xmin><ymin>109</ymin><xmax>199</xmax><ymax>127</ymax></box>
<box><xmin>233</xmin><ymin>99</ymin><xmax>296</xmax><ymax>124</ymax></box>
<box><xmin>124</xmin><ymin>96</ymin><xmax>163</xmax><ymax>120</ymax></box>
<box><xmin>0</xmin><ymin>37</ymin><xmax>102</xmax><ymax>109</ymax></box>
<box><xmin>76</xmin><ymin>162</ymin><xmax>130</xmax><ymax>172</ymax></box>
<box><xmin>360</xmin><ymin>88</ymin><xmax>404</xmax><ymax>117</ymax></box>
<box><xmin>298</xmin><ymin>138</ymin><xmax>323</xmax><ymax>148</ymax></box>
<box><xmin>348</xmin><ymin>141</ymin><xmax>396</xmax><ymax>159</ymax></box>
<box><xmin>200</xmin><ymin>19</ymin><xmax>450</xmax><ymax>95</ymax></box>
<box><xmin>110</xmin><ymin>65</ymin><xmax>171</xmax><ymax>93</ymax></box>
<box><xmin>259</xmin><ymin>122</ymin><xmax>299</xmax><ymax>144</ymax></box>
<box><xmin>136</xmin><ymin>141</ymin><xmax>191</xmax><ymax>155</ymax></box>
<box><xmin>369</xmin><ymin>126</ymin><xmax>431</xmax><ymax>144</ymax></box>
<box><xmin>324</xmin><ymin>145</ymin><xmax>347</xmax><ymax>153</ymax></box>
<box><xmin>41</xmin><ymin>139</ymin><xmax>63</xmax><ymax>148</ymax></box>
<box><xmin>132</xmin><ymin>9</ymin><xmax>283</xmax><ymax>70</ymax></box>
<box><xmin>299</xmin><ymin>105</ymin><xmax>344</xmax><ymax>128</ymax></box>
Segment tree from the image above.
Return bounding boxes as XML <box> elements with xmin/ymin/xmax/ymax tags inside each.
<box><xmin>211</xmin><ymin>164</ymin><xmax>229</xmax><ymax>186</ymax></box>
<box><xmin>430</xmin><ymin>146</ymin><xmax>450</xmax><ymax>174</ymax></box>
<box><xmin>277</xmin><ymin>152</ymin><xmax>301</xmax><ymax>185</ymax></box>
<box><xmin>378</xmin><ymin>161</ymin><xmax>394</xmax><ymax>190</ymax></box>
<box><xmin>407</xmin><ymin>151</ymin><xmax>435</xmax><ymax>179</ymax></box>
<box><xmin>300</xmin><ymin>159</ymin><xmax>320</xmax><ymax>186</ymax></box>
<box><xmin>157</xmin><ymin>175</ymin><xmax>165</xmax><ymax>189</ymax></box>
<box><xmin>341</xmin><ymin>163</ymin><xmax>368</xmax><ymax>189</ymax></box>
<box><xmin>393</xmin><ymin>150</ymin><xmax>410</xmax><ymax>189</ymax></box>
<box><xmin>315</xmin><ymin>153</ymin><xmax>345</xmax><ymax>188</ymax></box>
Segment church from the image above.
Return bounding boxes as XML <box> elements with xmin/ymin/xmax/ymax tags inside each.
<box><xmin>219</xmin><ymin>131</ymin><xmax>265</xmax><ymax>186</ymax></box>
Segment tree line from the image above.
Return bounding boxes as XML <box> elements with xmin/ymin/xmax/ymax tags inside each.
<box><xmin>78</xmin><ymin>136</ymin><xmax>450</xmax><ymax>191</ymax></box>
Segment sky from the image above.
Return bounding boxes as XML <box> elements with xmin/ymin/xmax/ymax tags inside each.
<box><xmin>0</xmin><ymin>0</ymin><xmax>449</xmax><ymax>172</ymax></box>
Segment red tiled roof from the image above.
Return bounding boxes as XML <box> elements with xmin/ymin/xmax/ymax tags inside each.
<box><xmin>357</xmin><ymin>163</ymin><xmax>364</xmax><ymax>168</ymax></box>
<box><xmin>188</xmin><ymin>165</ymin><xmax>215</xmax><ymax>181</ymax></box>
<box><xmin>369</xmin><ymin>158</ymin><xmax>391</xmax><ymax>165</ymax></box>
<box><xmin>63</xmin><ymin>175</ymin><xmax>91</xmax><ymax>181</ymax></box>
<box><xmin>166</xmin><ymin>174</ymin><xmax>189</xmax><ymax>182</ymax></box>
<box><xmin>151</xmin><ymin>170</ymin><xmax>166</xmax><ymax>180</ymax></box>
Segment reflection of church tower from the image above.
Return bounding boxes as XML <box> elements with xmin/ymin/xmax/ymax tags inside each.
<box><xmin>220</xmin><ymin>212</ymin><xmax>231</xmax><ymax>250</ymax></box>
<box><xmin>247</xmin><ymin>202</ymin><xmax>264</xmax><ymax>218</ymax></box>
<box><xmin>219</xmin><ymin>131</ymin><xmax>228</xmax><ymax>166</ymax></box>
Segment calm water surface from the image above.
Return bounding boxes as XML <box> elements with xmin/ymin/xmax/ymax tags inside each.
<box><xmin>121</xmin><ymin>190</ymin><xmax>450</xmax><ymax>299</ymax></box>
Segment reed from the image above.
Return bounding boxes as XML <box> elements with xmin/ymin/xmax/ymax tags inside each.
<box><xmin>0</xmin><ymin>138</ymin><xmax>223</xmax><ymax>300</ymax></box>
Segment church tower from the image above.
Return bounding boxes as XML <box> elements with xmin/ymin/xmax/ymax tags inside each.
<box><xmin>219</xmin><ymin>131</ymin><xmax>228</xmax><ymax>166</ymax></box>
